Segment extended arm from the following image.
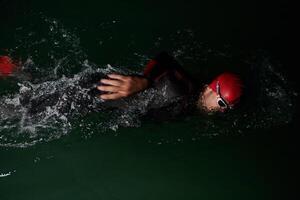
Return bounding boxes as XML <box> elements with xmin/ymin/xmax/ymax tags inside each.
<box><xmin>97</xmin><ymin>52</ymin><xmax>192</xmax><ymax>100</ymax></box>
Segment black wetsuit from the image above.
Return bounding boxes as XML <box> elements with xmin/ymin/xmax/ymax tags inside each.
<box><xmin>20</xmin><ymin>52</ymin><xmax>198</xmax><ymax>120</ymax></box>
<box><xmin>137</xmin><ymin>52</ymin><xmax>198</xmax><ymax>119</ymax></box>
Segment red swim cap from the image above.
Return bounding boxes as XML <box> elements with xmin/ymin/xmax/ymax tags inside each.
<box><xmin>208</xmin><ymin>72</ymin><xmax>243</xmax><ymax>106</ymax></box>
<box><xmin>0</xmin><ymin>56</ymin><xmax>16</xmax><ymax>76</ymax></box>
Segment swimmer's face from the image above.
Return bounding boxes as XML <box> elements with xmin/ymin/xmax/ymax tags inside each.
<box><xmin>197</xmin><ymin>86</ymin><xmax>226</xmax><ymax>112</ymax></box>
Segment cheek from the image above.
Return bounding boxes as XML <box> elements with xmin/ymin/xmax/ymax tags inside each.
<box><xmin>206</xmin><ymin>95</ymin><xmax>218</xmax><ymax>107</ymax></box>
<box><xmin>208</xmin><ymin>97</ymin><xmax>225</xmax><ymax>112</ymax></box>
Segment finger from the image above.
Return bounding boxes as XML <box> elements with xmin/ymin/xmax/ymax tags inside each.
<box><xmin>100</xmin><ymin>93</ymin><xmax>124</xmax><ymax>100</ymax></box>
<box><xmin>97</xmin><ymin>85</ymin><xmax>120</xmax><ymax>92</ymax></box>
<box><xmin>100</xmin><ymin>78</ymin><xmax>122</xmax><ymax>86</ymax></box>
<box><xmin>107</xmin><ymin>73</ymin><xmax>128</xmax><ymax>81</ymax></box>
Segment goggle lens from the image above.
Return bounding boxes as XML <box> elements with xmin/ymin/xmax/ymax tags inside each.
<box><xmin>217</xmin><ymin>99</ymin><xmax>227</xmax><ymax>108</ymax></box>
<box><xmin>216</xmin><ymin>81</ymin><xmax>229</xmax><ymax>108</ymax></box>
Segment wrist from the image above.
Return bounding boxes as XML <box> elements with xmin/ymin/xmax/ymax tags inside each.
<box><xmin>139</xmin><ymin>77</ymin><xmax>150</xmax><ymax>90</ymax></box>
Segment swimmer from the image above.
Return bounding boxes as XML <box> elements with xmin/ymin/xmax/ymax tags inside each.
<box><xmin>97</xmin><ymin>52</ymin><xmax>243</xmax><ymax>113</ymax></box>
<box><xmin>0</xmin><ymin>52</ymin><xmax>243</xmax><ymax>120</ymax></box>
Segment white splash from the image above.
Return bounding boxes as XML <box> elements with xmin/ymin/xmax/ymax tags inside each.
<box><xmin>0</xmin><ymin>170</ymin><xmax>16</xmax><ymax>178</ymax></box>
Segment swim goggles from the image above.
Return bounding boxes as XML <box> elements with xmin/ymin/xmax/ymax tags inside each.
<box><xmin>216</xmin><ymin>81</ymin><xmax>230</xmax><ymax>109</ymax></box>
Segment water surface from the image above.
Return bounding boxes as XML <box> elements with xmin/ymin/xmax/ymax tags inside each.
<box><xmin>0</xmin><ymin>0</ymin><xmax>297</xmax><ymax>199</ymax></box>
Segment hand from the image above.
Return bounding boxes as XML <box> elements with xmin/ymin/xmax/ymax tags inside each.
<box><xmin>97</xmin><ymin>74</ymin><xmax>149</xmax><ymax>100</ymax></box>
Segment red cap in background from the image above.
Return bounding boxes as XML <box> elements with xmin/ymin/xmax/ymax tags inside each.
<box><xmin>0</xmin><ymin>56</ymin><xmax>17</xmax><ymax>76</ymax></box>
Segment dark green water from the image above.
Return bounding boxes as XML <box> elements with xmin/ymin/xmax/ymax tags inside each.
<box><xmin>0</xmin><ymin>0</ymin><xmax>298</xmax><ymax>199</ymax></box>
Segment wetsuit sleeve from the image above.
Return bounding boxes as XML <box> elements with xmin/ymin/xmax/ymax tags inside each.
<box><xmin>143</xmin><ymin>52</ymin><xmax>194</xmax><ymax>93</ymax></box>
<box><xmin>143</xmin><ymin>52</ymin><xmax>177</xmax><ymax>81</ymax></box>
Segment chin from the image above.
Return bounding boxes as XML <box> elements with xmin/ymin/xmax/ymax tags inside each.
<box><xmin>208</xmin><ymin>108</ymin><xmax>223</xmax><ymax>113</ymax></box>
<box><xmin>197</xmin><ymin>103</ymin><xmax>220</xmax><ymax>113</ymax></box>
